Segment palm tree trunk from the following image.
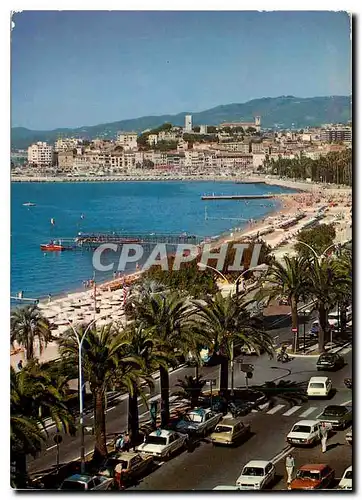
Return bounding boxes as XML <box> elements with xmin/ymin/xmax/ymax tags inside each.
<box><xmin>291</xmin><ymin>296</ymin><xmax>299</xmax><ymax>353</ymax></box>
<box><xmin>159</xmin><ymin>365</ymin><xmax>170</xmax><ymax>427</ymax></box>
<box><xmin>93</xmin><ymin>387</ymin><xmax>107</xmax><ymax>464</ymax></box>
<box><xmin>317</xmin><ymin>304</ymin><xmax>328</xmax><ymax>353</ymax></box>
<box><xmin>340</xmin><ymin>302</ymin><xmax>347</xmax><ymax>338</ymax></box>
<box><xmin>219</xmin><ymin>357</ymin><xmax>229</xmax><ymax>396</ymax></box>
<box><xmin>128</xmin><ymin>386</ymin><xmax>139</xmax><ymax>444</ymax></box>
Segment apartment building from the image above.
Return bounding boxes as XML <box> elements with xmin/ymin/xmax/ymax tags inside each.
<box><xmin>219</xmin><ymin>142</ymin><xmax>250</xmax><ymax>153</ymax></box>
<box><xmin>320</xmin><ymin>127</ymin><xmax>352</xmax><ymax>143</ymax></box>
<box><xmin>116</xmin><ymin>132</ymin><xmax>138</xmax><ymax>150</ymax></box>
<box><xmin>54</xmin><ymin>137</ymin><xmax>79</xmax><ymax>152</ymax></box>
<box><xmin>27</xmin><ymin>142</ymin><xmax>54</xmax><ymax>167</ymax></box>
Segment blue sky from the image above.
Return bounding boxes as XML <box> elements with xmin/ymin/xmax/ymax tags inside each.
<box><xmin>11</xmin><ymin>11</ymin><xmax>351</xmax><ymax>130</ymax></box>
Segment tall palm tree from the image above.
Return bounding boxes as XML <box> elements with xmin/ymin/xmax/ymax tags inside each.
<box><xmin>120</xmin><ymin>323</ymin><xmax>161</xmax><ymax>442</ymax></box>
<box><xmin>258</xmin><ymin>255</ymin><xmax>309</xmax><ymax>352</ymax></box>
<box><xmin>58</xmin><ymin>323</ymin><xmax>140</xmax><ymax>463</ymax></box>
<box><xmin>11</xmin><ymin>362</ymin><xmax>75</xmax><ymax>488</ymax></box>
<box><xmin>192</xmin><ymin>292</ymin><xmax>274</xmax><ymax>395</ymax></box>
<box><xmin>11</xmin><ymin>305</ymin><xmax>51</xmax><ymax>361</ymax></box>
<box><xmin>306</xmin><ymin>256</ymin><xmax>352</xmax><ymax>352</ymax></box>
<box><xmin>132</xmin><ymin>292</ymin><xmax>192</xmax><ymax>426</ymax></box>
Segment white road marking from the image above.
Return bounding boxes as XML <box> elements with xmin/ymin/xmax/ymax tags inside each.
<box><xmin>299</xmin><ymin>407</ymin><xmax>318</xmax><ymax>418</ymax></box>
<box><xmin>106</xmin><ymin>406</ymin><xmax>116</xmax><ymax>413</ymax></box>
<box><xmin>266</xmin><ymin>404</ymin><xmax>285</xmax><ymax>415</ymax></box>
<box><xmin>271</xmin><ymin>446</ymin><xmax>295</xmax><ymax>465</ymax></box>
<box><xmin>282</xmin><ymin>406</ymin><xmax>302</xmax><ymax>416</ymax></box>
<box><xmin>341</xmin><ymin>400</ymin><xmax>352</xmax><ymax>406</ymax></box>
<box><xmin>46</xmin><ymin>444</ymin><xmax>57</xmax><ymax>451</ymax></box>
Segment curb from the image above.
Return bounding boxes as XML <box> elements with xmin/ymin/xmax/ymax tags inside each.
<box><xmin>278</xmin><ymin>341</ymin><xmax>351</xmax><ymax>358</ymax></box>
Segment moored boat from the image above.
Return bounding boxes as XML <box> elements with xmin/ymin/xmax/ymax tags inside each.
<box><xmin>40</xmin><ymin>240</ymin><xmax>69</xmax><ymax>251</ymax></box>
<box><xmin>23</xmin><ymin>202</ymin><xmax>36</xmax><ymax>206</ymax></box>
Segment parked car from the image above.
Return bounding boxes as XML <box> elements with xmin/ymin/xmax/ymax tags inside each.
<box><xmin>236</xmin><ymin>460</ymin><xmax>276</xmax><ymax>490</ymax></box>
<box><xmin>307</xmin><ymin>376</ymin><xmax>332</xmax><ymax>398</ymax></box>
<box><xmin>290</xmin><ymin>464</ymin><xmax>335</xmax><ymax>490</ymax></box>
<box><xmin>136</xmin><ymin>429</ymin><xmax>187</xmax><ymax>459</ymax></box>
<box><xmin>59</xmin><ymin>474</ymin><xmax>113</xmax><ymax>491</ymax></box>
<box><xmin>210</xmin><ymin>417</ymin><xmax>250</xmax><ymax>446</ymax></box>
<box><xmin>346</xmin><ymin>428</ymin><xmax>352</xmax><ymax>445</ymax></box>
<box><xmin>286</xmin><ymin>420</ymin><xmax>322</xmax><ymax>446</ymax></box>
<box><xmin>98</xmin><ymin>451</ymin><xmax>153</xmax><ymax>484</ymax></box>
<box><xmin>338</xmin><ymin>466</ymin><xmax>352</xmax><ymax>490</ymax></box>
<box><xmin>175</xmin><ymin>408</ymin><xmax>223</xmax><ymax>437</ymax></box>
<box><xmin>317</xmin><ymin>405</ymin><xmax>352</xmax><ymax>429</ymax></box>
<box><xmin>316</xmin><ymin>353</ymin><xmax>344</xmax><ymax>371</ymax></box>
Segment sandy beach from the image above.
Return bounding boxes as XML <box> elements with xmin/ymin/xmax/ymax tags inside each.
<box><xmin>10</xmin><ymin>178</ymin><xmax>352</xmax><ymax>368</ymax></box>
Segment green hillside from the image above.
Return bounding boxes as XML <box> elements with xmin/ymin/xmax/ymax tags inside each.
<box><xmin>12</xmin><ymin>95</ymin><xmax>351</xmax><ymax>149</ymax></box>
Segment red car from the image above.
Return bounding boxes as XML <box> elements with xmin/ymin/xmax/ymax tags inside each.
<box><xmin>290</xmin><ymin>464</ymin><xmax>335</xmax><ymax>490</ymax></box>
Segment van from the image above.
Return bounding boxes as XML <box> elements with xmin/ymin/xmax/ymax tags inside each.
<box><xmin>307</xmin><ymin>376</ymin><xmax>332</xmax><ymax>398</ymax></box>
<box><xmin>210</xmin><ymin>417</ymin><xmax>250</xmax><ymax>446</ymax></box>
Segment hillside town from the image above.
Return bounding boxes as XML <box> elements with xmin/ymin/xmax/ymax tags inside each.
<box><xmin>11</xmin><ymin>115</ymin><xmax>352</xmax><ymax>179</ymax></box>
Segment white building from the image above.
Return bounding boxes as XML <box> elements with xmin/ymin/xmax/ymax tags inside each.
<box><xmin>27</xmin><ymin>142</ymin><xmax>53</xmax><ymax>167</ymax></box>
<box><xmin>54</xmin><ymin>137</ymin><xmax>79</xmax><ymax>152</ymax></box>
<box><xmin>116</xmin><ymin>132</ymin><xmax>138</xmax><ymax>150</ymax></box>
<box><xmin>184</xmin><ymin>115</ymin><xmax>192</xmax><ymax>132</ymax></box>
<box><xmin>200</xmin><ymin>125</ymin><xmax>207</xmax><ymax>134</ymax></box>
<box><xmin>148</xmin><ymin>134</ymin><xmax>158</xmax><ymax>146</ymax></box>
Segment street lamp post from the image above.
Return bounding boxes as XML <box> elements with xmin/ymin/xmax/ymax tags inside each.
<box><xmin>66</xmin><ymin>317</ymin><xmax>99</xmax><ymax>474</ymax></box>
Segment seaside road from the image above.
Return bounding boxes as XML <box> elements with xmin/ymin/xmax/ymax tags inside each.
<box><xmin>129</xmin><ymin>393</ymin><xmax>353</xmax><ymax>491</ymax></box>
<box><xmin>26</xmin><ymin>318</ymin><xmax>349</xmax><ymax>475</ymax></box>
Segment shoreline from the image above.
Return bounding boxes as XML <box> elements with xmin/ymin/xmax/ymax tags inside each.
<box><xmin>10</xmin><ymin>181</ymin><xmax>352</xmax><ymax>367</ymax></box>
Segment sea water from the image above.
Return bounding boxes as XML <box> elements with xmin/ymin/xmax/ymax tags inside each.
<box><xmin>11</xmin><ymin>181</ymin><xmax>296</xmax><ymax>300</ymax></box>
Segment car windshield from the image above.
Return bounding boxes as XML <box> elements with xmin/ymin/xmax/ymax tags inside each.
<box><xmin>323</xmin><ymin>406</ymin><xmax>345</xmax><ymax>416</ymax></box>
<box><xmin>185</xmin><ymin>414</ymin><xmax>203</xmax><ymax>423</ymax></box>
<box><xmin>296</xmin><ymin>470</ymin><xmax>321</xmax><ymax>481</ymax></box>
<box><xmin>61</xmin><ymin>481</ymin><xmax>86</xmax><ymax>491</ymax></box>
<box><xmin>310</xmin><ymin>383</ymin><xmax>325</xmax><ymax>388</ymax></box>
<box><xmin>292</xmin><ymin>425</ymin><xmax>311</xmax><ymax>433</ymax></box>
<box><xmin>345</xmin><ymin>471</ymin><xmax>352</xmax><ymax>480</ymax></box>
<box><xmin>328</xmin><ymin>313</ymin><xmax>339</xmax><ymax>320</ymax></box>
<box><xmin>146</xmin><ymin>436</ymin><xmax>167</xmax><ymax>446</ymax></box>
<box><xmin>214</xmin><ymin>425</ymin><xmax>232</xmax><ymax>433</ymax></box>
<box><xmin>242</xmin><ymin>467</ymin><xmax>264</xmax><ymax>477</ymax></box>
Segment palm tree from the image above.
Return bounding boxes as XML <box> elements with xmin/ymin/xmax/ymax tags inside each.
<box><xmin>258</xmin><ymin>255</ymin><xmax>309</xmax><ymax>352</ymax></box>
<box><xmin>11</xmin><ymin>362</ymin><xmax>75</xmax><ymax>488</ymax></box>
<box><xmin>131</xmin><ymin>292</ymin><xmax>192</xmax><ymax>426</ymax></box>
<box><xmin>306</xmin><ymin>256</ymin><xmax>352</xmax><ymax>352</ymax></box>
<box><xmin>334</xmin><ymin>249</ymin><xmax>352</xmax><ymax>337</ymax></box>
<box><xmin>58</xmin><ymin>323</ymin><xmax>140</xmax><ymax>463</ymax></box>
<box><xmin>192</xmin><ymin>292</ymin><xmax>274</xmax><ymax>395</ymax></box>
<box><xmin>11</xmin><ymin>305</ymin><xmax>51</xmax><ymax>361</ymax></box>
<box><xmin>120</xmin><ymin>323</ymin><xmax>160</xmax><ymax>442</ymax></box>
<box><xmin>173</xmin><ymin>375</ymin><xmax>206</xmax><ymax>409</ymax></box>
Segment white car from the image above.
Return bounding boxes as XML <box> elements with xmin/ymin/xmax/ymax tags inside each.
<box><xmin>213</xmin><ymin>486</ymin><xmax>240</xmax><ymax>490</ymax></box>
<box><xmin>136</xmin><ymin>429</ymin><xmax>187</xmax><ymax>459</ymax></box>
<box><xmin>236</xmin><ymin>460</ymin><xmax>276</xmax><ymax>490</ymax></box>
<box><xmin>175</xmin><ymin>408</ymin><xmax>223</xmax><ymax>436</ymax></box>
<box><xmin>338</xmin><ymin>466</ymin><xmax>352</xmax><ymax>490</ymax></box>
<box><xmin>286</xmin><ymin>420</ymin><xmax>322</xmax><ymax>446</ymax></box>
<box><xmin>307</xmin><ymin>376</ymin><xmax>332</xmax><ymax>398</ymax></box>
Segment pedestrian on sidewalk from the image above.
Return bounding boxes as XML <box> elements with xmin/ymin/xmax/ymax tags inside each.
<box><xmin>285</xmin><ymin>453</ymin><xmax>295</xmax><ymax>486</ymax></box>
<box><xmin>320</xmin><ymin>422</ymin><xmax>329</xmax><ymax>453</ymax></box>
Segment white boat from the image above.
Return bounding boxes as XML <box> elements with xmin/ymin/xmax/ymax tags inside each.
<box><xmin>23</xmin><ymin>202</ymin><xmax>36</xmax><ymax>207</ymax></box>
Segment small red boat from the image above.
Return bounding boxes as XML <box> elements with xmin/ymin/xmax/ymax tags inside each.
<box><xmin>40</xmin><ymin>241</ymin><xmax>67</xmax><ymax>252</ymax></box>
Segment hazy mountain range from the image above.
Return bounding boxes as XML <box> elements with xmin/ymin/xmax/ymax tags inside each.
<box><xmin>12</xmin><ymin>95</ymin><xmax>351</xmax><ymax>149</ymax></box>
